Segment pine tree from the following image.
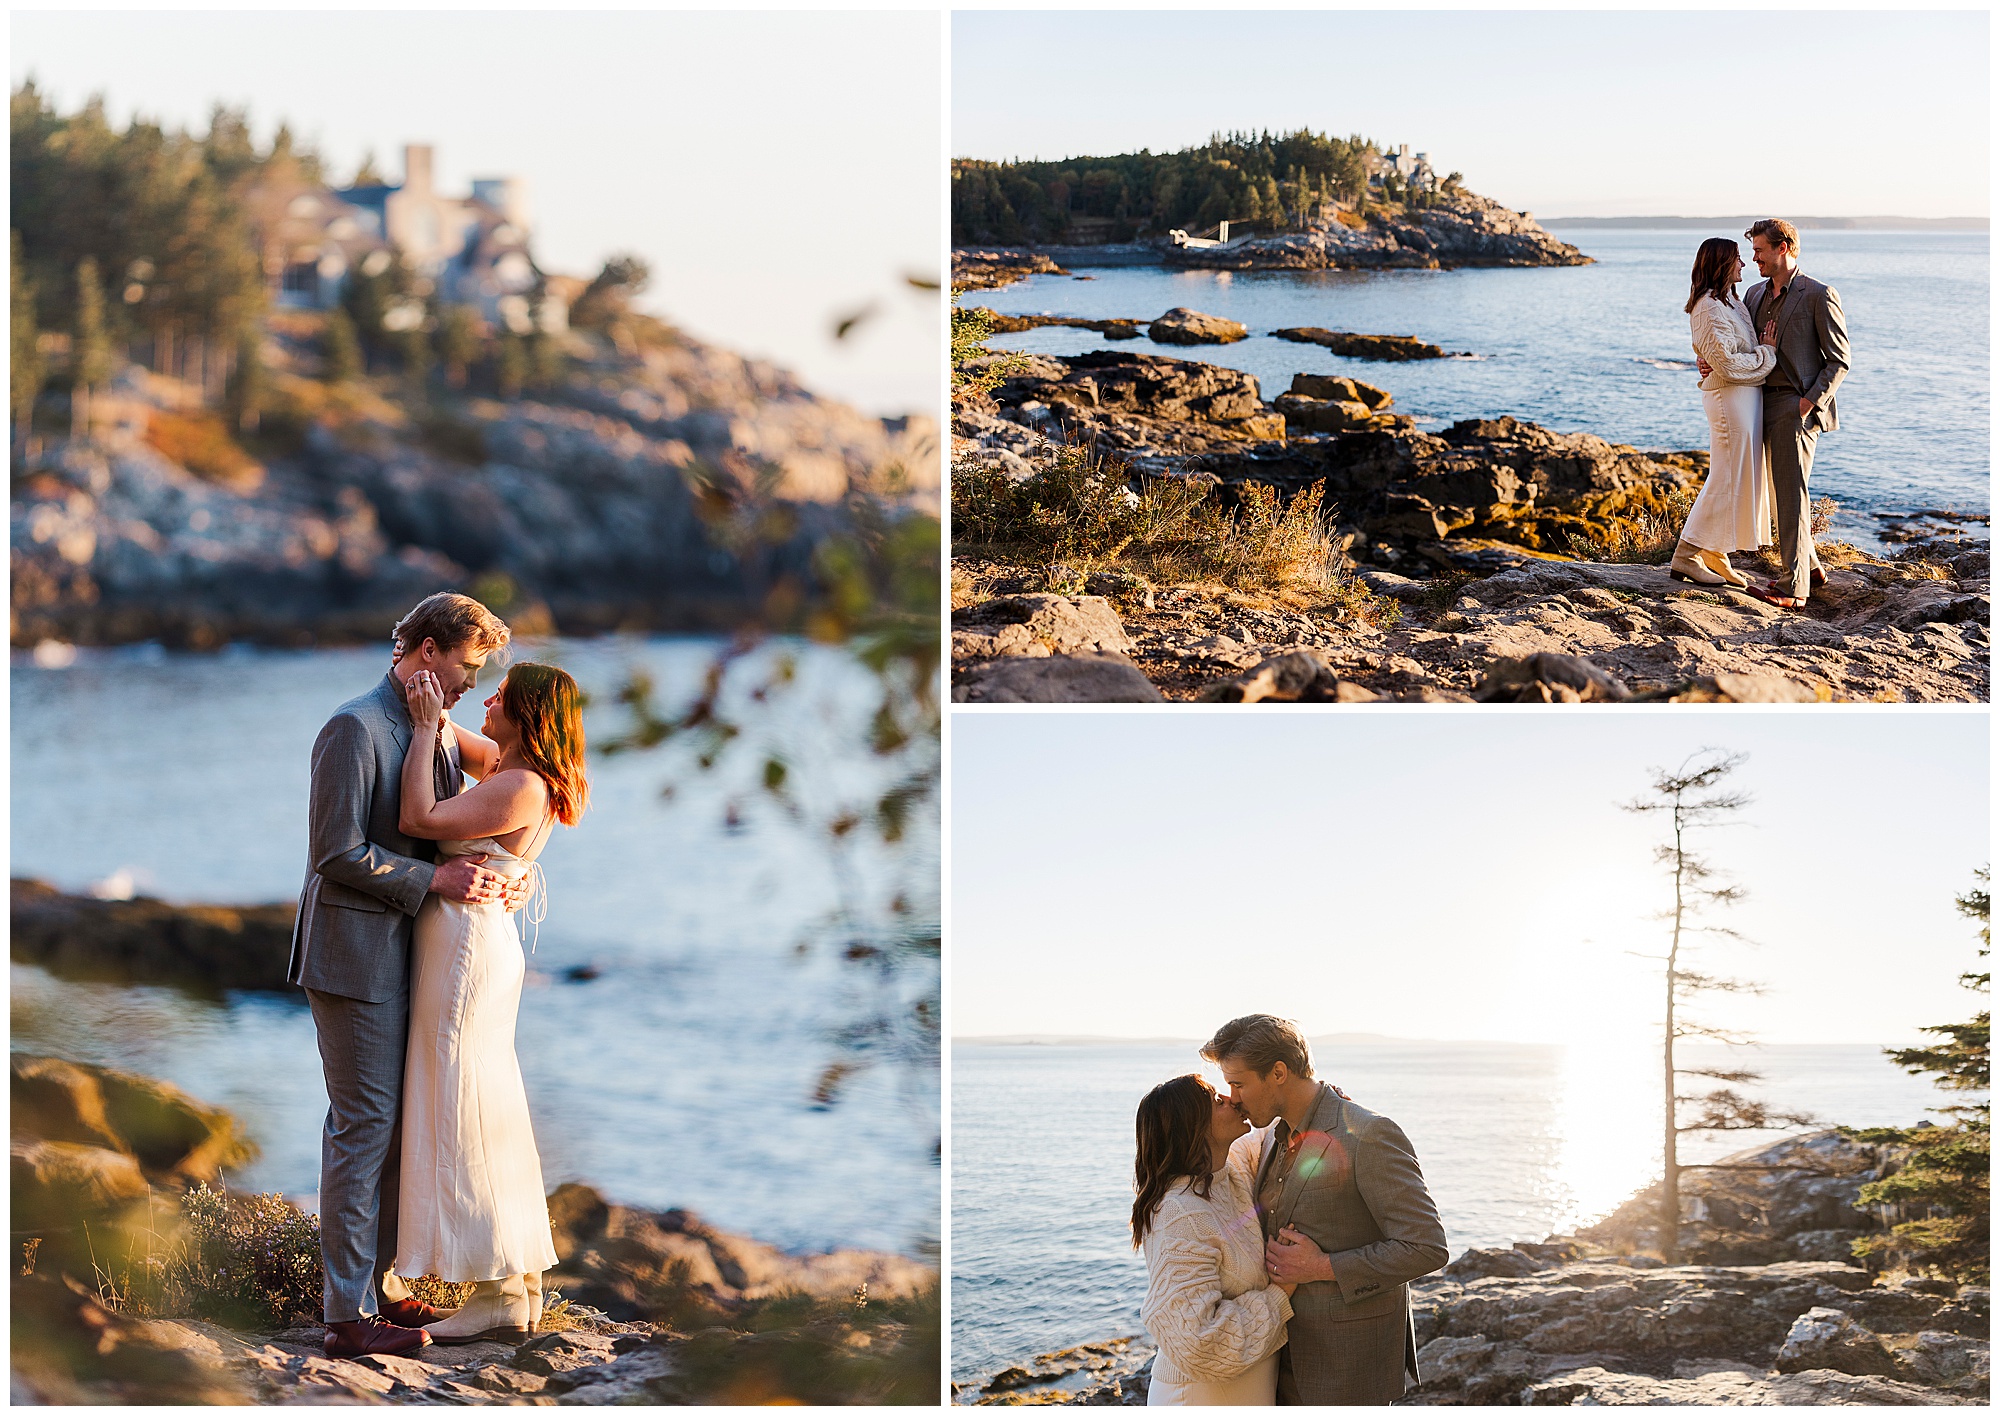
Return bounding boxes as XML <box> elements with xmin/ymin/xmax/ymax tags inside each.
<box><xmin>1846</xmin><ymin>869</ymin><xmax>1990</xmax><ymax>1283</ymax></box>
<box><xmin>322</xmin><ymin>309</ymin><xmax>362</xmax><ymax>384</ymax></box>
<box><xmin>1625</xmin><ymin>750</ymin><xmax>1812</xmax><ymax>1264</ymax></box>
<box><xmin>226</xmin><ymin>323</ymin><xmax>265</xmax><ymax>433</ymax></box>
<box><xmin>70</xmin><ymin>256</ymin><xmax>112</xmax><ymax>439</ymax></box>
<box><xmin>12</xmin><ymin>231</ymin><xmax>46</xmax><ymax>458</ymax></box>
<box><xmin>437</xmin><ymin>304</ymin><xmax>481</xmax><ymax>389</ymax></box>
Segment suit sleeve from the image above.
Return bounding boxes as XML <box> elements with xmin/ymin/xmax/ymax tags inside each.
<box><xmin>309</xmin><ymin>713</ymin><xmax>435</xmax><ymax>916</ymax></box>
<box><xmin>1324</xmin><ymin>1117</ymin><xmax>1450</xmax><ymax>1302</ymax></box>
<box><xmin>1805</xmin><ymin>283</ymin><xmax>1850</xmax><ymax>410</ymax></box>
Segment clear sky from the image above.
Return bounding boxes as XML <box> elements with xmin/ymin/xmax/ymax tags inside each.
<box><xmin>952</xmin><ymin>9</ymin><xmax>1990</xmax><ymax>219</ymax></box>
<box><xmin>951</xmin><ymin>712</ymin><xmax>1990</xmax><ymax>1048</ymax></box>
<box><xmin>12</xmin><ymin>9</ymin><xmax>941</xmax><ymax>417</ymax></box>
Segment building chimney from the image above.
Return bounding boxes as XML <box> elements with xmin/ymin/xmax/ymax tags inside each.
<box><xmin>403</xmin><ymin>144</ymin><xmax>433</xmax><ymax>194</ymax></box>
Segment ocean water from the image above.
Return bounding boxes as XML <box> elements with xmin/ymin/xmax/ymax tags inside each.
<box><xmin>950</xmin><ymin>1038</ymin><xmax>1947</xmax><ymax>1382</ymax></box>
<box><xmin>10</xmin><ymin>638</ymin><xmax>939</xmax><ymax>1256</ymax></box>
<box><xmin>978</xmin><ymin>229</ymin><xmax>1990</xmax><ymax>550</ymax></box>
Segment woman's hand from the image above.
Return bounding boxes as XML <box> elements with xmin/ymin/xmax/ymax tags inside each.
<box><xmin>1759</xmin><ymin>319</ymin><xmax>1778</xmax><ymax>347</ymax></box>
<box><xmin>405</xmin><ymin>670</ymin><xmax>446</xmax><ymax>731</ymax></box>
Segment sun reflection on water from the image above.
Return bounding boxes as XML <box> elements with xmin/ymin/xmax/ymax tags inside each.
<box><xmin>1551</xmin><ymin>1042</ymin><xmax>1661</xmax><ymax>1233</ymax></box>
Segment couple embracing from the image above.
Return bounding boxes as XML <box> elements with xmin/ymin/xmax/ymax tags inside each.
<box><xmin>287</xmin><ymin>592</ymin><xmax>589</xmax><ymax>1357</ymax></box>
<box><xmin>1132</xmin><ymin>1015</ymin><xmax>1449</xmax><ymax>1406</ymax></box>
<box><xmin>1671</xmin><ymin>217</ymin><xmax>1851</xmax><ymax>609</ymax></box>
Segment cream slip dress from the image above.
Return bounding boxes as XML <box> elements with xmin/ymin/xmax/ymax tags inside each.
<box><xmin>395</xmin><ymin>817</ymin><xmax>559</xmax><ymax>1283</ymax></box>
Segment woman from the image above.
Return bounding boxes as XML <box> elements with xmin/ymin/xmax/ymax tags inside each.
<box><xmin>1133</xmin><ymin>1075</ymin><xmax>1294</xmax><ymax>1405</ymax></box>
<box><xmin>1671</xmin><ymin>236</ymin><xmax>1780</xmax><ymax>588</ymax></box>
<box><xmin>395</xmin><ymin>661</ymin><xmax>589</xmax><ymax>1343</ymax></box>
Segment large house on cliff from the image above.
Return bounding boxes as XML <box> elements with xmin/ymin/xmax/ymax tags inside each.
<box><xmin>247</xmin><ymin>144</ymin><xmax>565</xmax><ymax>334</ymax></box>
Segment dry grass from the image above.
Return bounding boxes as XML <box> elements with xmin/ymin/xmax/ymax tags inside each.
<box><xmin>952</xmin><ymin>443</ymin><xmax>1395</xmax><ymax>627</ymax></box>
<box><xmin>144</xmin><ymin>410</ymin><xmax>264</xmax><ymax>491</ymax></box>
<box><xmin>1565</xmin><ymin>487</ymin><xmax>1697</xmax><ymax>565</ymax></box>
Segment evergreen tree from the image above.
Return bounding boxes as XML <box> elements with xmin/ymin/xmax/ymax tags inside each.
<box><xmin>1846</xmin><ymin>869</ymin><xmax>1990</xmax><ymax>1283</ymax></box>
<box><xmin>71</xmin><ymin>256</ymin><xmax>112</xmax><ymax>439</ymax></box>
<box><xmin>225</xmin><ymin>323</ymin><xmax>266</xmax><ymax>433</ymax></box>
<box><xmin>1624</xmin><ymin>750</ymin><xmax>1811</xmax><ymax>1264</ymax></box>
<box><xmin>12</xmin><ymin>230</ymin><xmax>46</xmax><ymax>458</ymax></box>
<box><xmin>322</xmin><ymin>308</ymin><xmax>363</xmax><ymax>384</ymax></box>
<box><xmin>496</xmin><ymin>329</ymin><xmax>529</xmax><ymax>400</ymax></box>
<box><xmin>437</xmin><ymin>304</ymin><xmax>481</xmax><ymax>389</ymax></box>
<box><xmin>399</xmin><ymin>323</ymin><xmax>432</xmax><ymax>389</ymax></box>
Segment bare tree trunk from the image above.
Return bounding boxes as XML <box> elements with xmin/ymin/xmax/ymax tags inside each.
<box><xmin>1662</xmin><ymin>807</ymin><xmax>1685</xmax><ymax>1266</ymax></box>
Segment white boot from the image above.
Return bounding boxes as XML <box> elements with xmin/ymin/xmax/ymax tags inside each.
<box><xmin>423</xmin><ymin>1275</ymin><xmax>532</xmax><ymax>1344</ymax></box>
<box><xmin>1668</xmin><ymin>540</ymin><xmax>1728</xmax><ymax>585</ymax></box>
<box><xmin>524</xmin><ymin>1270</ymin><xmax>544</xmax><ymax>1333</ymax></box>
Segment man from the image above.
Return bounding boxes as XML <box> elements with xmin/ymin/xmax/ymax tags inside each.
<box><xmin>288</xmin><ymin>591</ymin><xmax>520</xmax><ymax>1358</ymax></box>
<box><xmin>1698</xmin><ymin>219</ymin><xmax>1851</xmax><ymax>609</ymax></box>
<box><xmin>1203</xmin><ymin>1015</ymin><xmax>1449</xmax><ymax>1405</ymax></box>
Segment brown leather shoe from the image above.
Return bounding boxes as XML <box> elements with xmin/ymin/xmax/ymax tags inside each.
<box><xmin>1811</xmin><ymin>566</ymin><xmax>1828</xmax><ymax>590</ymax></box>
<box><xmin>379</xmin><ymin>1295</ymin><xmax>452</xmax><ymax>1328</ymax></box>
<box><xmin>324</xmin><ymin>1316</ymin><xmax>432</xmax><ymax>1358</ymax></box>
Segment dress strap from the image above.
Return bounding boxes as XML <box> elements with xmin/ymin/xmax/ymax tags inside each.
<box><xmin>517</xmin><ymin>800</ymin><xmax>556</xmax><ymax>953</ymax></box>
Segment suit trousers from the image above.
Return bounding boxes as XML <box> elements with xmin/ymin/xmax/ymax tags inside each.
<box><xmin>308</xmin><ymin>986</ymin><xmax>409</xmax><ymax>1322</ymax></box>
<box><xmin>1763</xmin><ymin>392</ymin><xmax>1825</xmax><ymax>599</ymax></box>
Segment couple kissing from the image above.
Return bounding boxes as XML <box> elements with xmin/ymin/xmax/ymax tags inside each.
<box><xmin>1133</xmin><ymin>1015</ymin><xmax>1449</xmax><ymax>1406</ymax></box>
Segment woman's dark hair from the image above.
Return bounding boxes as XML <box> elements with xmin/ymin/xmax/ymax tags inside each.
<box><xmin>1686</xmin><ymin>237</ymin><xmax>1741</xmax><ymax>313</ymax></box>
<box><xmin>1132</xmin><ymin>1074</ymin><xmax>1218</xmax><ymax>1248</ymax></box>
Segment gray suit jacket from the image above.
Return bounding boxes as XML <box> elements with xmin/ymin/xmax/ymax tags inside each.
<box><xmin>286</xmin><ymin>673</ymin><xmax>460</xmax><ymax>1004</ymax></box>
<box><xmin>1257</xmin><ymin>1083</ymin><xmax>1450</xmax><ymax>1404</ymax></box>
<box><xmin>1746</xmin><ymin>271</ymin><xmax>1850</xmax><ymax>433</ymax></box>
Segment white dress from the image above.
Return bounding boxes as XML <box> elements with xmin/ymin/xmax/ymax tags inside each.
<box><xmin>1139</xmin><ymin>1138</ymin><xmax>1291</xmax><ymax>1406</ymax></box>
<box><xmin>1682</xmin><ymin>292</ymin><xmax>1778</xmax><ymax>554</ymax></box>
<box><xmin>395</xmin><ymin>826</ymin><xmax>559</xmax><ymax>1283</ymax></box>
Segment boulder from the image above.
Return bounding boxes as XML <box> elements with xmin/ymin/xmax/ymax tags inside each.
<box><xmin>1289</xmin><ymin>373</ymin><xmax>1393</xmax><ymax>409</ymax></box>
<box><xmin>951</xmin><ymin>594</ymin><xmax>1135</xmax><ymax>661</ymax></box>
<box><xmin>1888</xmin><ymin>1331</ymin><xmax>1990</xmax><ymax>1394</ymax></box>
<box><xmin>1273</xmin><ymin>327</ymin><xmax>1448</xmax><ymax>360</ymax></box>
<box><xmin>1147</xmin><ymin>307</ymin><xmax>1247</xmax><ymax>345</ymax></box>
<box><xmin>1198</xmin><ymin>650</ymin><xmax>1380</xmax><ymax>704</ymax></box>
<box><xmin>1272</xmin><ymin>393</ymin><xmax>1377</xmax><ymax>434</ymax></box>
<box><xmin>11</xmin><ymin>1053</ymin><xmax>254</xmax><ymax>1186</ymax></box>
<box><xmin>1442</xmin><ymin>1247</ymin><xmax>1548</xmax><ymax>1281</ymax></box>
<box><xmin>1775</xmin><ymin>1307</ymin><xmax>1901</xmax><ymax>1378</ymax></box>
<box><xmin>952</xmin><ymin>653</ymin><xmax>1165</xmax><ymax>704</ymax></box>
<box><xmin>1516</xmin><ymin>1364</ymin><xmax>1977</xmax><ymax>1405</ymax></box>
<box><xmin>1474</xmin><ymin>652</ymin><xmax>1632</xmax><ymax>703</ymax></box>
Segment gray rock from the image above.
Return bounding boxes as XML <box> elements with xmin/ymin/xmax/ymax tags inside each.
<box><xmin>1289</xmin><ymin>373</ymin><xmax>1393</xmax><ymax>409</ymax></box>
<box><xmin>1443</xmin><ymin>1247</ymin><xmax>1548</xmax><ymax>1281</ymax></box>
<box><xmin>952</xmin><ymin>653</ymin><xmax>1165</xmax><ymax>704</ymax></box>
<box><xmin>1198</xmin><ymin>650</ymin><xmax>1380</xmax><ymax>703</ymax></box>
<box><xmin>951</xmin><ymin>594</ymin><xmax>1136</xmax><ymax>661</ymax></box>
<box><xmin>1775</xmin><ymin>1307</ymin><xmax>1901</xmax><ymax>1377</ymax></box>
<box><xmin>1517</xmin><ymin>1363</ymin><xmax>1977</xmax><ymax>1405</ymax></box>
<box><xmin>1888</xmin><ymin>1331</ymin><xmax>1989</xmax><ymax>1394</ymax></box>
<box><xmin>1474</xmin><ymin>652</ymin><xmax>1631</xmax><ymax>703</ymax></box>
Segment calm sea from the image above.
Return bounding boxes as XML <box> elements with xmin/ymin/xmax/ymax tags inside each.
<box><xmin>950</xmin><ymin>1038</ymin><xmax>1947</xmax><ymax>1382</ymax></box>
<box><xmin>10</xmin><ymin>638</ymin><xmax>939</xmax><ymax>1257</ymax></box>
<box><xmin>979</xmin><ymin>229</ymin><xmax>1990</xmax><ymax>549</ymax></box>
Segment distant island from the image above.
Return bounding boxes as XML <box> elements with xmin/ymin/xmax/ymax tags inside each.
<box><xmin>1542</xmin><ymin>215</ymin><xmax>1988</xmax><ymax>230</ymax></box>
<box><xmin>955</xmin><ymin>1033</ymin><xmax>1414</xmax><ymax>1047</ymax></box>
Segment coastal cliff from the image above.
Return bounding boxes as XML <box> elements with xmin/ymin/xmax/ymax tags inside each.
<box><xmin>12</xmin><ymin>323</ymin><xmax>936</xmax><ymax>651</ymax></box>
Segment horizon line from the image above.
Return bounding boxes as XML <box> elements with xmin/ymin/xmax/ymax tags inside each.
<box><xmin>954</xmin><ymin>1033</ymin><xmax>1911</xmax><ymax>1048</ymax></box>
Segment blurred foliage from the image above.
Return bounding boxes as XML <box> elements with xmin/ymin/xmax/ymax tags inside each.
<box><xmin>667</xmin><ymin>1286</ymin><xmax>940</xmax><ymax>1404</ymax></box>
<box><xmin>602</xmin><ymin>456</ymin><xmax>940</xmax><ymax>1134</ymax></box>
<box><xmin>91</xmin><ymin>1185</ymin><xmax>321</xmax><ymax>1330</ymax></box>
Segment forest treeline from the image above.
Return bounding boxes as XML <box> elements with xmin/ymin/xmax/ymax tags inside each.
<box><xmin>951</xmin><ymin>128</ymin><xmax>1462</xmax><ymax>246</ymax></box>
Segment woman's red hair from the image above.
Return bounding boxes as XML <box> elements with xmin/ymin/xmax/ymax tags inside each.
<box><xmin>500</xmin><ymin>663</ymin><xmax>589</xmax><ymax>826</ymax></box>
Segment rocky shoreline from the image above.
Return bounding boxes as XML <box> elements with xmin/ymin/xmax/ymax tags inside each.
<box><xmin>12</xmin><ymin>326</ymin><xmax>936</xmax><ymax>651</ymax></box>
<box><xmin>951</xmin><ymin>344</ymin><xmax>1990</xmax><ymax>704</ymax></box>
<box><xmin>956</xmin><ymin>1134</ymin><xmax>1989</xmax><ymax>1406</ymax></box>
<box><xmin>11</xmin><ymin>1053</ymin><xmax>938</xmax><ymax>1404</ymax></box>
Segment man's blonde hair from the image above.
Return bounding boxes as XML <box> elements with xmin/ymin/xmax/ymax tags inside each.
<box><xmin>1745</xmin><ymin>218</ymin><xmax>1800</xmax><ymax>254</ymax></box>
<box><xmin>1200</xmin><ymin>1014</ymin><xmax>1314</xmax><ymax>1080</ymax></box>
<box><xmin>392</xmin><ymin>592</ymin><xmax>510</xmax><ymax>658</ymax></box>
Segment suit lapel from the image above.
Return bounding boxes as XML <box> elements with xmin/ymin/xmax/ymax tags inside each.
<box><xmin>1272</xmin><ymin>1083</ymin><xmax>1339</xmax><ymax>1234</ymax></box>
<box><xmin>374</xmin><ymin>673</ymin><xmax>412</xmax><ymax>756</ymax></box>
<box><xmin>1774</xmin><ymin>273</ymin><xmax>1811</xmax><ymax>344</ymax></box>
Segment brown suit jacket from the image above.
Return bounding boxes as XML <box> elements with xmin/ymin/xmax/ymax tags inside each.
<box><xmin>1745</xmin><ymin>271</ymin><xmax>1850</xmax><ymax>433</ymax></box>
<box><xmin>1256</xmin><ymin>1083</ymin><xmax>1450</xmax><ymax>1405</ymax></box>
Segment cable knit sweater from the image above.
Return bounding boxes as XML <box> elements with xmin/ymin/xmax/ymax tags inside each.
<box><xmin>1691</xmin><ymin>292</ymin><xmax>1776</xmax><ymax>392</ymax></box>
<box><xmin>1138</xmin><ymin>1143</ymin><xmax>1293</xmax><ymax>1385</ymax></box>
